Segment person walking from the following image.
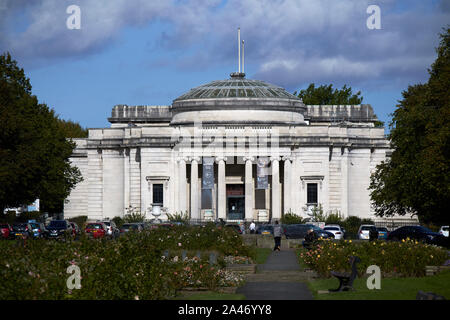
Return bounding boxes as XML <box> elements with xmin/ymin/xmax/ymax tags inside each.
<box><xmin>273</xmin><ymin>220</ymin><xmax>283</xmax><ymax>251</ymax></box>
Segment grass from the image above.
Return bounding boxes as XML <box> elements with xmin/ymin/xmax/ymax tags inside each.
<box><xmin>307</xmin><ymin>269</ymin><xmax>450</xmax><ymax>300</ymax></box>
<box><xmin>254</xmin><ymin>248</ymin><xmax>272</xmax><ymax>264</ymax></box>
<box><xmin>173</xmin><ymin>291</ymin><xmax>246</xmax><ymax>300</ymax></box>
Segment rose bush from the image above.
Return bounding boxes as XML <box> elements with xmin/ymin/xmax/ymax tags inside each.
<box><xmin>0</xmin><ymin>223</ymin><xmax>251</xmax><ymax>299</ymax></box>
<box><xmin>299</xmin><ymin>238</ymin><xmax>448</xmax><ymax>278</ymax></box>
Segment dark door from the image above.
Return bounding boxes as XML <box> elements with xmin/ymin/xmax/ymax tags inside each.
<box><xmin>227</xmin><ymin>196</ymin><xmax>245</xmax><ymax>220</ymax></box>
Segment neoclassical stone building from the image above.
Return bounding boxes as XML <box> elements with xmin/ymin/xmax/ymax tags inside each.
<box><xmin>64</xmin><ymin>72</ymin><xmax>390</xmax><ymax>223</ymax></box>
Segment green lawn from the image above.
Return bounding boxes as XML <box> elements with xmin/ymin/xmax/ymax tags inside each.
<box><xmin>254</xmin><ymin>248</ymin><xmax>272</xmax><ymax>264</ymax></box>
<box><xmin>308</xmin><ymin>270</ymin><xmax>450</xmax><ymax>300</ymax></box>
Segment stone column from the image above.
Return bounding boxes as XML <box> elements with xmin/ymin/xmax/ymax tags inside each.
<box><xmin>216</xmin><ymin>156</ymin><xmax>227</xmax><ymax>221</ymax></box>
<box><xmin>178</xmin><ymin>157</ymin><xmax>187</xmax><ymax>214</ymax></box>
<box><xmin>123</xmin><ymin>148</ymin><xmax>130</xmax><ymax>214</ymax></box>
<box><xmin>190</xmin><ymin>157</ymin><xmax>200</xmax><ymax>220</ymax></box>
<box><xmin>283</xmin><ymin>156</ymin><xmax>292</xmax><ymax>214</ymax></box>
<box><xmin>244</xmin><ymin>156</ymin><xmax>254</xmax><ymax>221</ymax></box>
<box><xmin>271</xmin><ymin>156</ymin><xmax>281</xmax><ymax>221</ymax></box>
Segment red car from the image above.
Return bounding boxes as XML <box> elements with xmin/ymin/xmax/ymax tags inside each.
<box><xmin>85</xmin><ymin>222</ymin><xmax>108</xmax><ymax>239</ymax></box>
<box><xmin>0</xmin><ymin>224</ymin><xmax>13</xmax><ymax>239</ymax></box>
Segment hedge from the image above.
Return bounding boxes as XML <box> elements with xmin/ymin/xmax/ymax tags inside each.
<box><xmin>299</xmin><ymin>238</ymin><xmax>448</xmax><ymax>278</ymax></box>
<box><xmin>0</xmin><ymin>223</ymin><xmax>250</xmax><ymax>300</ymax></box>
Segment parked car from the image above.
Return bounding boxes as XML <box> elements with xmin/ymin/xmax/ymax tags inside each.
<box><xmin>358</xmin><ymin>225</ymin><xmax>378</xmax><ymax>240</ymax></box>
<box><xmin>304</xmin><ymin>224</ymin><xmax>335</xmax><ymax>239</ymax></box>
<box><xmin>376</xmin><ymin>227</ymin><xmax>389</xmax><ymax>240</ymax></box>
<box><xmin>11</xmin><ymin>223</ymin><xmax>33</xmax><ymax>239</ymax></box>
<box><xmin>0</xmin><ymin>223</ymin><xmax>13</xmax><ymax>239</ymax></box>
<box><xmin>29</xmin><ymin>222</ymin><xmax>46</xmax><ymax>238</ymax></box>
<box><xmin>284</xmin><ymin>224</ymin><xmax>308</xmax><ymax>239</ymax></box>
<box><xmin>323</xmin><ymin>225</ymin><xmax>345</xmax><ymax>240</ymax></box>
<box><xmin>257</xmin><ymin>224</ymin><xmax>274</xmax><ymax>235</ymax></box>
<box><xmin>45</xmin><ymin>220</ymin><xmax>73</xmax><ymax>239</ymax></box>
<box><xmin>101</xmin><ymin>220</ymin><xmax>119</xmax><ymax>238</ymax></box>
<box><xmin>387</xmin><ymin>225</ymin><xmax>445</xmax><ymax>245</ymax></box>
<box><xmin>439</xmin><ymin>226</ymin><xmax>449</xmax><ymax>237</ymax></box>
<box><xmin>120</xmin><ymin>223</ymin><xmax>143</xmax><ymax>234</ymax></box>
<box><xmin>85</xmin><ymin>222</ymin><xmax>108</xmax><ymax>239</ymax></box>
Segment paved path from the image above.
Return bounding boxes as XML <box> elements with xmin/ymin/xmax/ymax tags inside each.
<box><xmin>236</xmin><ymin>249</ymin><xmax>314</xmax><ymax>300</ymax></box>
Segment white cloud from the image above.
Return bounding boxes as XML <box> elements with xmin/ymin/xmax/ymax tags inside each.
<box><xmin>1</xmin><ymin>0</ymin><xmax>448</xmax><ymax>89</ymax></box>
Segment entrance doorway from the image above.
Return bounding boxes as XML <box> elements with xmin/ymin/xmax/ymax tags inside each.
<box><xmin>226</xmin><ymin>184</ymin><xmax>245</xmax><ymax>220</ymax></box>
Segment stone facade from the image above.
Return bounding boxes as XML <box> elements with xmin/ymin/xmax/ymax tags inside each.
<box><xmin>64</xmin><ymin>74</ymin><xmax>392</xmax><ymax>223</ymax></box>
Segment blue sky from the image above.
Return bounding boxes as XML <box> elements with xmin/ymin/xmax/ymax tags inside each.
<box><xmin>1</xmin><ymin>0</ymin><xmax>449</xmax><ymax>131</ymax></box>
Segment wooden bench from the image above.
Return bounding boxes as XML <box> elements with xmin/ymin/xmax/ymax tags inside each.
<box><xmin>329</xmin><ymin>256</ymin><xmax>361</xmax><ymax>292</ymax></box>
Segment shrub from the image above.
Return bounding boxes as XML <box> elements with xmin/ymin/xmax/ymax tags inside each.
<box><xmin>112</xmin><ymin>216</ymin><xmax>124</xmax><ymax>228</ymax></box>
<box><xmin>299</xmin><ymin>238</ymin><xmax>448</xmax><ymax>278</ymax></box>
<box><xmin>167</xmin><ymin>211</ymin><xmax>189</xmax><ymax>223</ymax></box>
<box><xmin>342</xmin><ymin>216</ymin><xmax>362</xmax><ymax>238</ymax></box>
<box><xmin>281</xmin><ymin>212</ymin><xmax>304</xmax><ymax>225</ymax></box>
<box><xmin>325</xmin><ymin>211</ymin><xmax>344</xmax><ymax>225</ymax></box>
<box><xmin>123</xmin><ymin>212</ymin><xmax>146</xmax><ymax>223</ymax></box>
<box><xmin>68</xmin><ymin>216</ymin><xmax>88</xmax><ymax>229</ymax></box>
<box><xmin>0</xmin><ymin>223</ymin><xmax>252</xmax><ymax>299</ymax></box>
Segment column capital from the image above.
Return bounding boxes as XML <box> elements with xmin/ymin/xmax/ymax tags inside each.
<box><xmin>243</xmin><ymin>156</ymin><xmax>255</xmax><ymax>162</ymax></box>
<box><xmin>188</xmin><ymin>156</ymin><xmax>201</xmax><ymax>163</ymax></box>
<box><xmin>177</xmin><ymin>156</ymin><xmax>189</xmax><ymax>163</ymax></box>
<box><xmin>282</xmin><ymin>155</ymin><xmax>293</xmax><ymax>162</ymax></box>
<box><xmin>215</xmin><ymin>156</ymin><xmax>227</xmax><ymax>163</ymax></box>
<box><xmin>270</xmin><ymin>156</ymin><xmax>281</xmax><ymax>162</ymax></box>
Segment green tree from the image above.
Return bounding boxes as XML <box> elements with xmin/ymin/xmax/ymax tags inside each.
<box><xmin>57</xmin><ymin>118</ymin><xmax>88</xmax><ymax>138</ymax></box>
<box><xmin>369</xmin><ymin>28</ymin><xmax>450</xmax><ymax>225</ymax></box>
<box><xmin>294</xmin><ymin>83</ymin><xmax>363</xmax><ymax>105</ymax></box>
<box><xmin>0</xmin><ymin>52</ymin><xmax>82</xmax><ymax>213</ymax></box>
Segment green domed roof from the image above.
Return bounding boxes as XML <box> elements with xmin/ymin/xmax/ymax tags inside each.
<box><xmin>174</xmin><ymin>73</ymin><xmax>301</xmax><ymax>101</ymax></box>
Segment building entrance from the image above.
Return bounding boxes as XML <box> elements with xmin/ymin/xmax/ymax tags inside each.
<box><xmin>226</xmin><ymin>184</ymin><xmax>245</xmax><ymax>220</ymax></box>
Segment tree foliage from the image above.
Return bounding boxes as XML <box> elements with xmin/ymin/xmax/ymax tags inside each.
<box><xmin>57</xmin><ymin>118</ymin><xmax>88</xmax><ymax>138</ymax></box>
<box><xmin>294</xmin><ymin>83</ymin><xmax>363</xmax><ymax>105</ymax></box>
<box><xmin>0</xmin><ymin>52</ymin><xmax>83</xmax><ymax>213</ymax></box>
<box><xmin>369</xmin><ymin>28</ymin><xmax>450</xmax><ymax>225</ymax></box>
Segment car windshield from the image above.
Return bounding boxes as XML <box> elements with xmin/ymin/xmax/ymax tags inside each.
<box><xmin>443</xmin><ymin>227</ymin><xmax>449</xmax><ymax>231</ymax></box>
<box><xmin>30</xmin><ymin>223</ymin><xmax>39</xmax><ymax>229</ymax></box>
<box><xmin>0</xmin><ymin>224</ymin><xmax>9</xmax><ymax>228</ymax></box>
<box><xmin>324</xmin><ymin>227</ymin><xmax>339</xmax><ymax>231</ymax></box>
<box><xmin>377</xmin><ymin>227</ymin><xmax>388</xmax><ymax>232</ymax></box>
<box><xmin>361</xmin><ymin>226</ymin><xmax>375</xmax><ymax>231</ymax></box>
<box><xmin>48</xmin><ymin>221</ymin><xmax>67</xmax><ymax>228</ymax></box>
<box><xmin>102</xmin><ymin>222</ymin><xmax>110</xmax><ymax>226</ymax></box>
<box><xmin>305</xmin><ymin>225</ymin><xmax>322</xmax><ymax>231</ymax></box>
<box><xmin>86</xmin><ymin>224</ymin><xmax>103</xmax><ymax>229</ymax></box>
<box><xmin>260</xmin><ymin>226</ymin><xmax>273</xmax><ymax>230</ymax></box>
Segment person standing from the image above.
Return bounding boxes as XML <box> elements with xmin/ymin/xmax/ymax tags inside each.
<box><xmin>239</xmin><ymin>221</ymin><xmax>245</xmax><ymax>234</ymax></box>
<box><xmin>273</xmin><ymin>220</ymin><xmax>283</xmax><ymax>251</ymax></box>
<box><xmin>302</xmin><ymin>228</ymin><xmax>316</xmax><ymax>250</ymax></box>
<box><xmin>249</xmin><ymin>221</ymin><xmax>256</xmax><ymax>234</ymax></box>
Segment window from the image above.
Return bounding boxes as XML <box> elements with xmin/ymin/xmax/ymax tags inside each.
<box><xmin>307</xmin><ymin>183</ymin><xmax>318</xmax><ymax>204</ymax></box>
<box><xmin>152</xmin><ymin>184</ymin><xmax>163</xmax><ymax>204</ymax></box>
